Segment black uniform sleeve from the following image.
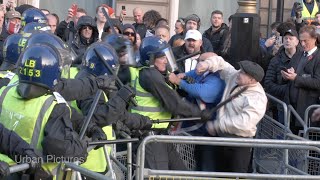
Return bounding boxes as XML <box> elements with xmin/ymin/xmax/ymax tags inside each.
<box><xmin>55</xmin><ymin>76</ymin><xmax>99</xmax><ymax>101</ymax></box>
<box><xmin>56</xmin><ymin>20</ymin><xmax>68</xmax><ymax>41</ymax></box>
<box><xmin>77</xmin><ymin>91</ymin><xmax>151</xmax><ymax>130</ymax></box>
<box><xmin>0</xmin><ymin>123</ymin><xmax>32</xmax><ymax>160</ymax></box>
<box><xmin>42</xmin><ymin>104</ymin><xmax>88</xmax><ymax>160</ymax></box>
<box><xmin>139</xmin><ymin>68</ymin><xmax>201</xmax><ymax>117</ymax></box>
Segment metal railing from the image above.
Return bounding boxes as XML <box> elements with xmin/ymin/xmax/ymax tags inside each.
<box><xmin>136</xmin><ymin>135</ymin><xmax>320</xmax><ymax>180</ymax></box>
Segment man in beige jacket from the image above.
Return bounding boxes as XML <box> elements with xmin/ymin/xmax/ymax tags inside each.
<box><xmin>196</xmin><ymin>53</ymin><xmax>268</xmax><ymax>173</ymax></box>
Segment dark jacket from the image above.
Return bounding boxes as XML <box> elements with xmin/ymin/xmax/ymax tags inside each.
<box><xmin>172</xmin><ymin>45</ymin><xmax>205</xmax><ymax>73</ymax></box>
<box><xmin>139</xmin><ymin>67</ymin><xmax>202</xmax><ymax>117</ymax></box>
<box><xmin>71</xmin><ymin>16</ymin><xmax>98</xmax><ymax>65</ymax></box>
<box><xmin>133</xmin><ymin>23</ymin><xmax>147</xmax><ymax>39</ymax></box>
<box><xmin>168</xmin><ymin>33</ymin><xmax>213</xmax><ymax>53</ymax></box>
<box><xmin>75</xmin><ymin>70</ymin><xmax>151</xmax><ymax>131</ymax></box>
<box><xmin>56</xmin><ymin>20</ymin><xmax>77</xmax><ymax>43</ymax></box>
<box><xmin>265</xmin><ymin>46</ymin><xmax>303</xmax><ymax>99</ymax></box>
<box><xmin>203</xmin><ymin>23</ymin><xmax>229</xmax><ymax>55</ymax></box>
<box><xmin>285</xmin><ymin>48</ymin><xmax>320</xmax><ymax>122</ymax></box>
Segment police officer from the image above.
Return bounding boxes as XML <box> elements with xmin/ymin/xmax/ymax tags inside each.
<box><xmin>103</xmin><ymin>34</ymin><xmax>137</xmax><ymax>85</ymax></box>
<box><xmin>0</xmin><ymin>44</ymin><xmax>91</xmax><ymax>178</ymax></box>
<box><xmin>0</xmin><ymin>31</ymin><xmax>114</xmax><ymax>103</ymax></box>
<box><xmin>20</xmin><ymin>8</ymin><xmax>47</xmax><ymax>28</ymax></box>
<box><xmin>76</xmin><ymin>42</ymin><xmax>152</xmax><ymax>132</ymax></box>
<box><xmin>131</xmin><ymin>36</ymin><xmax>211</xmax><ymax>170</ymax></box>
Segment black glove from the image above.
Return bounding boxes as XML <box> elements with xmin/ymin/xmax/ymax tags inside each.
<box><xmin>113</xmin><ymin>121</ymin><xmax>131</xmax><ymax>135</ymax></box>
<box><xmin>95</xmin><ymin>75</ymin><xmax>118</xmax><ymax>93</ymax></box>
<box><xmin>140</xmin><ymin>116</ymin><xmax>153</xmax><ymax>130</ymax></box>
<box><xmin>293</xmin><ymin>2</ymin><xmax>303</xmax><ymax>18</ymax></box>
<box><xmin>21</xmin><ymin>149</ymin><xmax>41</xmax><ymax>174</ymax></box>
<box><xmin>0</xmin><ymin>161</ymin><xmax>10</xmax><ymax>179</ymax></box>
<box><xmin>117</xmin><ymin>85</ymin><xmax>135</xmax><ymax>103</ymax></box>
<box><xmin>200</xmin><ymin>109</ymin><xmax>213</xmax><ymax>122</ymax></box>
<box><xmin>182</xmin><ymin>76</ymin><xmax>195</xmax><ymax>84</ymax></box>
<box><xmin>88</xmin><ymin>125</ymin><xmax>107</xmax><ymax>150</ymax></box>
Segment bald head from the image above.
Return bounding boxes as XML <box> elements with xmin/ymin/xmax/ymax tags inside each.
<box><xmin>46</xmin><ymin>14</ymin><xmax>58</xmax><ymax>33</ymax></box>
<box><xmin>133</xmin><ymin>7</ymin><xmax>143</xmax><ymax>24</ymax></box>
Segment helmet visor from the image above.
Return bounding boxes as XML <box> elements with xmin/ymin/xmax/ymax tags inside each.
<box><xmin>57</xmin><ymin>48</ymin><xmax>72</xmax><ymax>79</ymax></box>
<box><xmin>152</xmin><ymin>46</ymin><xmax>178</xmax><ymax>73</ymax></box>
<box><xmin>118</xmin><ymin>41</ymin><xmax>136</xmax><ymax>66</ymax></box>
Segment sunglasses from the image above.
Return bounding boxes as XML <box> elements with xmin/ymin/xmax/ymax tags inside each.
<box><xmin>123</xmin><ymin>32</ymin><xmax>135</xmax><ymax>36</ymax></box>
<box><xmin>81</xmin><ymin>26</ymin><xmax>93</xmax><ymax>31</ymax></box>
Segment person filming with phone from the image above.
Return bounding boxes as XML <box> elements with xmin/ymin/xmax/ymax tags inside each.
<box><xmin>291</xmin><ymin>0</ymin><xmax>320</xmax><ymax>25</ymax></box>
<box><xmin>282</xmin><ymin>26</ymin><xmax>320</xmax><ymax>132</ymax></box>
<box><xmin>264</xmin><ymin>29</ymin><xmax>302</xmax><ymax>124</ymax></box>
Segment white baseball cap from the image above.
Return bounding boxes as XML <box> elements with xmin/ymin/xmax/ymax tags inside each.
<box><xmin>184</xmin><ymin>30</ymin><xmax>202</xmax><ymax>41</ymax></box>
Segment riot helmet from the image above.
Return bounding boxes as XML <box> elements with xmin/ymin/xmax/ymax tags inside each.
<box><xmin>82</xmin><ymin>42</ymin><xmax>119</xmax><ymax>77</ymax></box>
<box><xmin>18</xmin><ymin>44</ymin><xmax>62</xmax><ymax>90</ymax></box>
<box><xmin>1</xmin><ymin>33</ymin><xmax>23</xmax><ymax>71</ymax></box>
<box><xmin>139</xmin><ymin>36</ymin><xmax>178</xmax><ymax>72</ymax></box>
<box><xmin>21</xmin><ymin>8</ymin><xmax>47</xmax><ymax>27</ymax></box>
<box><xmin>21</xmin><ymin>22</ymin><xmax>51</xmax><ymax>34</ymax></box>
<box><xmin>103</xmin><ymin>34</ymin><xmax>136</xmax><ymax>66</ymax></box>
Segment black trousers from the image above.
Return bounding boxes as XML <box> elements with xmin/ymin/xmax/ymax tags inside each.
<box><xmin>145</xmin><ymin>142</ymin><xmax>187</xmax><ymax>170</ymax></box>
<box><xmin>211</xmin><ymin>145</ymin><xmax>252</xmax><ymax>173</ymax></box>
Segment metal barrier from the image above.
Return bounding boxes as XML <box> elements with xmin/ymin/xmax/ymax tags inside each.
<box><xmin>304</xmin><ymin>104</ymin><xmax>320</xmax><ymax>127</ymax></box>
<box><xmin>64</xmin><ymin>163</ymin><xmax>111</xmax><ymax>180</ymax></box>
<box><xmin>9</xmin><ymin>163</ymin><xmax>29</xmax><ymax>174</ymax></box>
<box><xmin>266</xmin><ymin>93</ymin><xmax>288</xmax><ymax>127</ymax></box>
<box><xmin>136</xmin><ymin>135</ymin><xmax>320</xmax><ymax>180</ymax></box>
<box><xmin>254</xmin><ymin>115</ymin><xmax>292</xmax><ymax>174</ymax></box>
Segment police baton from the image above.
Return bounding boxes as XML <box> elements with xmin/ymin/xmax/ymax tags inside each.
<box><xmin>9</xmin><ymin>163</ymin><xmax>29</xmax><ymax>174</ymax></box>
<box><xmin>93</xmin><ymin>48</ymin><xmax>138</xmax><ymax>106</ymax></box>
<box><xmin>152</xmin><ymin>86</ymin><xmax>248</xmax><ymax>123</ymax></box>
<box><xmin>175</xmin><ymin>51</ymin><xmax>201</xmax><ymax>63</ymax></box>
<box><xmin>88</xmin><ymin>138</ymin><xmax>139</xmax><ymax>146</ymax></box>
<box><xmin>101</xmin><ymin>7</ymin><xmax>117</xmax><ymax>34</ymax></box>
<box><xmin>79</xmin><ymin>90</ymin><xmax>103</xmax><ymax>139</ymax></box>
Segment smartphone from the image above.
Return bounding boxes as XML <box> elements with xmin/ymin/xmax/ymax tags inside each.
<box><xmin>122</xmin><ymin>6</ymin><xmax>126</xmax><ymax>15</ymax></box>
<box><xmin>280</xmin><ymin>66</ymin><xmax>288</xmax><ymax>73</ymax></box>
<box><xmin>71</xmin><ymin>4</ymin><xmax>78</xmax><ymax>16</ymax></box>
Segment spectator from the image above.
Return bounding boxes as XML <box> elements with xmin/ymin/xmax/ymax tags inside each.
<box><xmin>155</xmin><ymin>18</ymin><xmax>169</xmax><ymax>27</ymax></box>
<box><xmin>41</xmin><ymin>8</ymin><xmax>50</xmax><ymax>15</ymax></box>
<box><xmin>203</xmin><ymin>10</ymin><xmax>229</xmax><ymax>55</ymax></box>
<box><xmin>71</xmin><ymin>16</ymin><xmax>98</xmax><ymax>64</ymax></box>
<box><xmin>1</xmin><ymin>10</ymin><xmax>20</xmax><ymax>39</ymax></box>
<box><xmin>46</xmin><ymin>13</ymin><xmax>58</xmax><ymax>34</ymax></box>
<box><xmin>168</xmin><ymin>57</ymin><xmax>225</xmax><ymax>172</ymax></box>
<box><xmin>155</xmin><ymin>25</ymin><xmax>170</xmax><ymax>42</ymax></box>
<box><xmin>122</xmin><ymin>23</ymin><xmax>140</xmax><ymax>58</ymax></box>
<box><xmin>174</xmin><ymin>18</ymin><xmax>185</xmax><ymax>35</ymax></box>
<box><xmin>169</xmin><ymin>14</ymin><xmax>213</xmax><ymax>52</ymax></box>
<box><xmin>133</xmin><ymin>7</ymin><xmax>146</xmax><ymax>39</ymax></box>
<box><xmin>282</xmin><ymin>25</ymin><xmax>320</xmax><ymax>130</ymax></box>
<box><xmin>264</xmin><ymin>29</ymin><xmax>302</xmax><ymax>124</ymax></box>
<box><xmin>197</xmin><ymin>54</ymin><xmax>267</xmax><ymax>173</ymax></box>
<box><xmin>56</xmin><ymin>7</ymin><xmax>87</xmax><ymax>42</ymax></box>
<box><xmin>143</xmin><ymin>9</ymin><xmax>161</xmax><ymax>37</ymax></box>
<box><xmin>95</xmin><ymin>4</ymin><xmax>114</xmax><ymax>40</ymax></box>
<box><xmin>173</xmin><ymin>30</ymin><xmax>203</xmax><ymax>73</ymax></box>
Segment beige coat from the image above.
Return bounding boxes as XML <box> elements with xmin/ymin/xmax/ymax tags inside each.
<box><xmin>205</xmin><ymin>56</ymin><xmax>268</xmax><ymax>137</ymax></box>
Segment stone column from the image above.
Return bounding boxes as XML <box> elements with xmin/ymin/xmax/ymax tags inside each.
<box><xmin>237</xmin><ymin>0</ymin><xmax>257</xmax><ymax>14</ymax></box>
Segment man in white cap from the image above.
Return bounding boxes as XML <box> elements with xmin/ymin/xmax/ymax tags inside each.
<box><xmin>173</xmin><ymin>29</ymin><xmax>203</xmax><ymax>73</ymax></box>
